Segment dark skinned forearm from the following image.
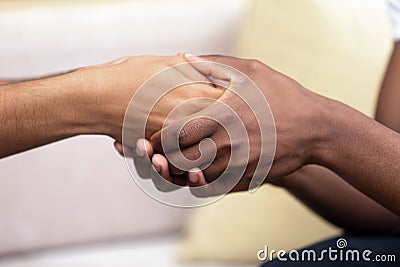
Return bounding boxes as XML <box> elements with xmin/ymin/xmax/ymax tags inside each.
<box><xmin>272</xmin><ymin>43</ymin><xmax>400</xmax><ymax>233</ymax></box>
<box><xmin>274</xmin><ymin>165</ymin><xmax>400</xmax><ymax>233</ymax></box>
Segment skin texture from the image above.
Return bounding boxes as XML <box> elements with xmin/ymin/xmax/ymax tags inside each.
<box><xmin>0</xmin><ymin>80</ymin><xmax>11</xmax><ymax>85</ymax></box>
<box><xmin>271</xmin><ymin>42</ymin><xmax>400</xmax><ymax>234</ymax></box>
<box><xmin>149</xmin><ymin>55</ymin><xmax>325</xmax><ymax>191</ymax></box>
<box><xmin>272</xmin><ymin>165</ymin><xmax>400</xmax><ymax>234</ymax></box>
<box><xmin>0</xmin><ymin>55</ymin><xmax>222</xmax><ymax>159</ymax></box>
<box><xmin>2</xmin><ymin>51</ymin><xmax>399</xmax><ymax>233</ymax></box>
<box><xmin>148</xmin><ymin>54</ymin><xmax>400</xmax><ymax>222</ymax></box>
<box><xmin>148</xmin><ymin>55</ymin><xmax>330</xmax><ymax>188</ymax></box>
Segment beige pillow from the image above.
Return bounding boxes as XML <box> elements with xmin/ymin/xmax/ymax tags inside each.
<box><xmin>178</xmin><ymin>0</ymin><xmax>392</xmax><ymax>264</ymax></box>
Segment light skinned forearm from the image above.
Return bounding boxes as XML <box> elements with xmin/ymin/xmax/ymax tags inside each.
<box><xmin>0</xmin><ymin>71</ymin><xmax>104</xmax><ymax>158</ymax></box>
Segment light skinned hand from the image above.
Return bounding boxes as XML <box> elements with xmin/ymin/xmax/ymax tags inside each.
<box><xmin>110</xmin><ymin>55</ymin><xmax>224</xmax><ymax>191</ymax></box>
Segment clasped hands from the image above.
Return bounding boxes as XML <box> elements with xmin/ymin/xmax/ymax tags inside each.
<box><xmin>109</xmin><ymin>54</ymin><xmax>325</xmax><ymax>196</ymax></box>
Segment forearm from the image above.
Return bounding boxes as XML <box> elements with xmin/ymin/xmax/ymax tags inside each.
<box><xmin>0</xmin><ymin>69</ymin><xmax>76</xmax><ymax>86</ymax></box>
<box><xmin>272</xmin><ymin>44</ymin><xmax>400</xmax><ymax>232</ymax></box>
<box><xmin>0</xmin><ymin>55</ymin><xmax>219</xmax><ymax>159</ymax></box>
<box><xmin>0</xmin><ymin>71</ymin><xmax>102</xmax><ymax>158</ymax></box>
<box><xmin>314</xmin><ymin>98</ymin><xmax>400</xmax><ymax>216</ymax></box>
<box><xmin>274</xmin><ymin>165</ymin><xmax>400</xmax><ymax>233</ymax></box>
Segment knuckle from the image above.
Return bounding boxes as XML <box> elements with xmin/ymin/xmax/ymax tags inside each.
<box><xmin>178</xmin><ymin>126</ymin><xmax>190</xmax><ymax>145</ymax></box>
<box><xmin>247</xmin><ymin>59</ymin><xmax>262</xmax><ymax>71</ymax></box>
<box><xmin>209</xmin><ymin>55</ymin><xmax>224</xmax><ymax>63</ymax></box>
<box><xmin>178</xmin><ymin>119</ymin><xmax>201</xmax><ymax>146</ymax></box>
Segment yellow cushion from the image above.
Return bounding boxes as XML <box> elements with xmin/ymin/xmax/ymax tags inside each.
<box><xmin>178</xmin><ymin>0</ymin><xmax>392</xmax><ymax>264</ymax></box>
<box><xmin>238</xmin><ymin>0</ymin><xmax>392</xmax><ymax>116</ymax></box>
<box><xmin>178</xmin><ymin>185</ymin><xmax>340</xmax><ymax>263</ymax></box>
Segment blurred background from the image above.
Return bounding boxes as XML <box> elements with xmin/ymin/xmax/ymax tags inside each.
<box><xmin>0</xmin><ymin>0</ymin><xmax>393</xmax><ymax>266</ymax></box>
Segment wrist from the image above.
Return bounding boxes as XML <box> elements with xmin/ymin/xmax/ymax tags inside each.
<box><xmin>309</xmin><ymin>94</ymin><xmax>354</xmax><ymax>168</ymax></box>
<box><xmin>73</xmin><ymin>67</ymin><xmax>129</xmax><ymax>141</ymax></box>
<box><xmin>60</xmin><ymin>69</ymin><xmax>113</xmax><ymax>137</ymax></box>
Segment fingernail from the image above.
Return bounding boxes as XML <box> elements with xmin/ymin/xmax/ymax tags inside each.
<box><xmin>189</xmin><ymin>168</ymin><xmax>200</xmax><ymax>183</ymax></box>
<box><xmin>136</xmin><ymin>140</ymin><xmax>146</xmax><ymax>157</ymax></box>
